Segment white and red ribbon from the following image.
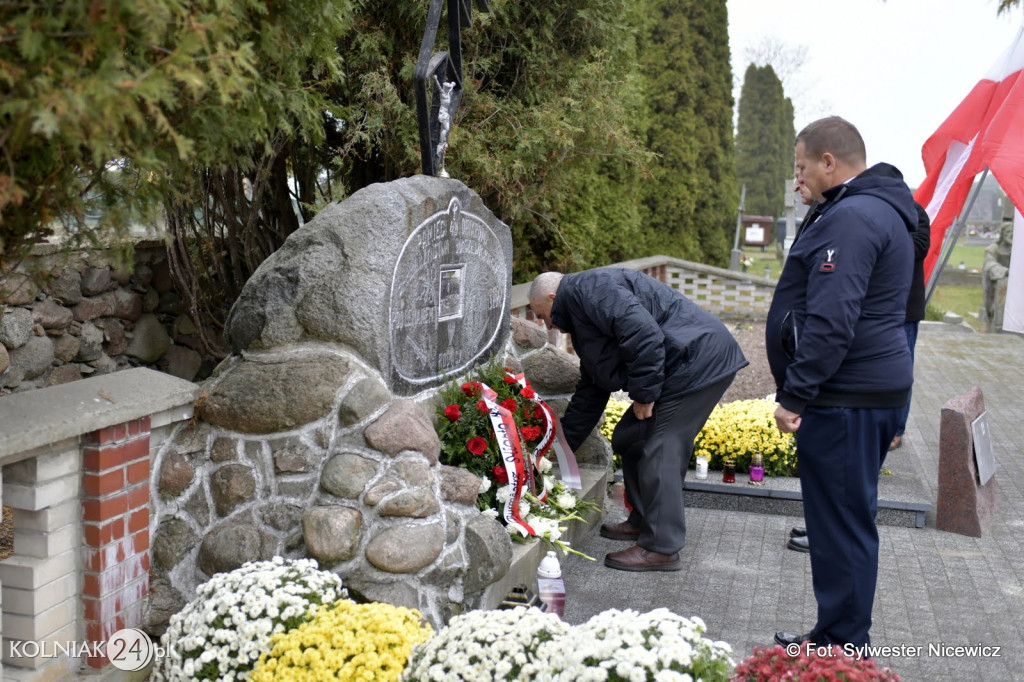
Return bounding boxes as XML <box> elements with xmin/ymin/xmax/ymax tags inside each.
<box><xmin>480</xmin><ymin>384</ymin><xmax>534</xmax><ymax>537</ymax></box>
<box><xmin>506</xmin><ymin>372</ymin><xmax>582</xmax><ymax>491</ymax></box>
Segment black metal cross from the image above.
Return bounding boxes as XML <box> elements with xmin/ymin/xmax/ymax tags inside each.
<box><xmin>414</xmin><ymin>0</ymin><xmax>491</xmax><ymax>177</ymax></box>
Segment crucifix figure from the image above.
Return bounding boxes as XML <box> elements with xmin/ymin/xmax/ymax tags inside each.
<box><xmin>434</xmin><ymin>78</ymin><xmax>456</xmax><ymax>179</ymax></box>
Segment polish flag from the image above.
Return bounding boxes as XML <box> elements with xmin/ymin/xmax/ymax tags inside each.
<box><xmin>1004</xmin><ymin>209</ymin><xmax>1024</xmax><ymax>333</ymax></box>
<box><xmin>914</xmin><ymin>21</ymin><xmax>1024</xmax><ymax>286</ymax></box>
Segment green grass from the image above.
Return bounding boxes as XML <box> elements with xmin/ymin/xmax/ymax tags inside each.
<box><xmin>742</xmin><ymin>246</ymin><xmax>986</xmax><ymax>331</ymax></box>
<box><xmin>939</xmin><ymin>243</ymin><xmax>985</xmax><ymax>272</ymax></box>
<box><xmin>926</xmin><ymin>284</ymin><xmax>984</xmax><ymax>330</ymax></box>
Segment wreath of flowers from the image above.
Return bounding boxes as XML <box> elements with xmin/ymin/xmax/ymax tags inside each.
<box><xmin>436</xmin><ymin>357</ymin><xmax>597</xmax><ymax>558</ymax></box>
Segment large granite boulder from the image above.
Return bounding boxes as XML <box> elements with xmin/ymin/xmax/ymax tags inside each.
<box><xmin>224</xmin><ymin>176</ymin><xmax>513</xmax><ymax>396</ymax></box>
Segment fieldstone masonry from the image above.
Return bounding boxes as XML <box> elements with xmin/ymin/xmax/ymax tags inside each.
<box><xmin>147</xmin><ymin>176</ymin><xmax>608</xmax><ymax>632</ymax></box>
<box><xmin>0</xmin><ymin>242</ymin><xmax>209</xmax><ymax>393</ymax></box>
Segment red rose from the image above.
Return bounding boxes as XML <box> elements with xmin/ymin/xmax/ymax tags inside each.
<box><xmin>476</xmin><ymin>400</ymin><xmax>490</xmax><ymax>414</ymax></box>
<box><xmin>522</xmin><ymin>426</ymin><xmax>541</xmax><ymax>441</ymax></box>
<box><xmin>467</xmin><ymin>437</ymin><xmax>488</xmax><ymax>455</ymax></box>
<box><xmin>521</xmin><ymin>387</ymin><xmax>536</xmax><ymax>399</ymax></box>
<box><xmin>500</xmin><ymin>398</ymin><xmax>518</xmax><ymax>412</ymax></box>
<box><xmin>444</xmin><ymin>405</ymin><xmax>461</xmax><ymax>422</ymax></box>
<box><xmin>492</xmin><ymin>464</ymin><xmax>509</xmax><ymax>484</ymax></box>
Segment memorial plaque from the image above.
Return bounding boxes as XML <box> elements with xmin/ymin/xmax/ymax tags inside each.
<box><xmin>971</xmin><ymin>410</ymin><xmax>996</xmax><ymax>485</ymax></box>
<box><xmin>390</xmin><ymin>197</ymin><xmax>507</xmax><ymax>391</ymax></box>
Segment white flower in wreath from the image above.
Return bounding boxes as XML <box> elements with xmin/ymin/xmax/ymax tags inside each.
<box><xmin>495</xmin><ymin>484</ymin><xmax>511</xmax><ymax>504</ymax></box>
<box><xmin>480</xmin><ymin>508</ymin><xmax>499</xmax><ymax>520</ymax></box>
<box><xmin>536</xmin><ymin>456</ymin><xmax>553</xmax><ymax>473</ymax></box>
<box><xmin>555</xmin><ymin>491</ymin><xmax>577</xmax><ymax>510</ymax></box>
<box><xmin>478</xmin><ymin>476</ymin><xmax>491</xmax><ymax>494</ymax></box>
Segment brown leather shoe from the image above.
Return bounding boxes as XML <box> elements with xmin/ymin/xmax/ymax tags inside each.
<box><xmin>599</xmin><ymin>520</ymin><xmax>641</xmax><ymax>541</ymax></box>
<box><xmin>604</xmin><ymin>545</ymin><xmax>681</xmax><ymax>572</ymax></box>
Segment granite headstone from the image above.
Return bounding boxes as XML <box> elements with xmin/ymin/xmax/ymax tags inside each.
<box><xmin>936</xmin><ymin>386</ymin><xmax>998</xmax><ymax>537</ymax></box>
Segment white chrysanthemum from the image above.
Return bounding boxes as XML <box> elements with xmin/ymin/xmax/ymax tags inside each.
<box><xmin>402</xmin><ymin>607</ymin><xmax>570</xmax><ymax>682</ymax></box>
<box><xmin>479</xmin><ymin>475</ymin><xmax>491</xmax><ymax>494</ymax></box>
<box><xmin>495</xmin><ymin>484</ymin><xmax>512</xmax><ymax>503</ymax></box>
<box><xmin>151</xmin><ymin>557</ymin><xmax>345</xmax><ymax>682</ymax></box>
<box><xmin>543</xmin><ymin>608</ymin><xmax>734</xmax><ymax>681</ymax></box>
<box><xmin>536</xmin><ymin>456</ymin><xmax>553</xmax><ymax>473</ymax></box>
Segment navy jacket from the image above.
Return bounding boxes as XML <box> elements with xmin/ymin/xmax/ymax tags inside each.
<box><xmin>552</xmin><ymin>268</ymin><xmax>748</xmax><ymax>450</ymax></box>
<box><xmin>906</xmin><ymin>202</ymin><xmax>931</xmax><ymax>323</ymax></box>
<box><xmin>766</xmin><ymin>163</ymin><xmax>916</xmax><ymax>414</ymax></box>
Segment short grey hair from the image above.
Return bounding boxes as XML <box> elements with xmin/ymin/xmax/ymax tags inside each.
<box><xmin>529</xmin><ymin>272</ymin><xmax>563</xmax><ymax>303</ymax></box>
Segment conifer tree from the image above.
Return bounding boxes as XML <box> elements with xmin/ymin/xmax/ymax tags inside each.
<box><xmin>639</xmin><ymin>0</ymin><xmax>736</xmax><ymax>266</ymax></box>
<box><xmin>735</xmin><ymin>63</ymin><xmax>793</xmax><ymax>219</ymax></box>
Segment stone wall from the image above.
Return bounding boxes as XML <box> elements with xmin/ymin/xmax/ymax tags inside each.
<box><xmin>146</xmin><ymin>316</ymin><xmax>605</xmax><ymax>633</ymax></box>
<box><xmin>0</xmin><ymin>242</ymin><xmax>211</xmax><ymax>394</ymax></box>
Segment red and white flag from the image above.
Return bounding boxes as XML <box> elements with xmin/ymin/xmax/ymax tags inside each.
<box><xmin>1004</xmin><ymin>209</ymin><xmax>1024</xmax><ymax>333</ymax></box>
<box><xmin>914</xmin><ymin>21</ymin><xmax>1024</xmax><ymax>286</ymax></box>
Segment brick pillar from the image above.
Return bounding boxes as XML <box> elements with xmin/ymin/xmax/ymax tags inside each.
<box><xmin>81</xmin><ymin>417</ymin><xmax>152</xmax><ymax>669</ymax></box>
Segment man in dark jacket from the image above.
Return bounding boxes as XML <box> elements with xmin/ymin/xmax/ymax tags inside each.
<box><xmin>529</xmin><ymin>268</ymin><xmax>747</xmax><ymax>572</ymax></box>
<box><xmin>767</xmin><ymin>117</ymin><xmax>915</xmax><ymax>649</ymax></box>
<box><xmin>890</xmin><ymin>203</ymin><xmax>931</xmax><ymax>451</ymax></box>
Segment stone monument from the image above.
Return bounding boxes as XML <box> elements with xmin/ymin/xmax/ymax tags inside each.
<box><xmin>145</xmin><ymin>176</ymin><xmax>601</xmax><ymax>634</ymax></box>
<box><xmin>224</xmin><ymin>176</ymin><xmax>512</xmax><ymax>395</ymax></box>
<box><xmin>981</xmin><ymin>218</ymin><xmax>1012</xmax><ymax>332</ymax></box>
<box><xmin>936</xmin><ymin>386</ymin><xmax>998</xmax><ymax>537</ymax></box>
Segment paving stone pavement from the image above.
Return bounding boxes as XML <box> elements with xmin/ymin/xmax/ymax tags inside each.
<box><xmin>560</xmin><ymin>322</ymin><xmax>1024</xmax><ymax>681</ymax></box>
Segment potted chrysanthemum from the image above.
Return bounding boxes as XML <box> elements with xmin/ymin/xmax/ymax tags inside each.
<box><xmin>545</xmin><ymin>608</ymin><xmax>734</xmax><ymax>681</ymax></box>
<box><xmin>152</xmin><ymin>557</ymin><xmax>345</xmax><ymax>682</ymax></box>
<box><xmin>249</xmin><ymin>599</ymin><xmax>431</xmax><ymax>682</ymax></box>
<box><xmin>401</xmin><ymin>606</ymin><xmax>571</xmax><ymax>681</ymax></box>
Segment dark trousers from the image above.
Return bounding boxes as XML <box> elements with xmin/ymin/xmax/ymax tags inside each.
<box><xmin>799</xmin><ymin>405</ymin><xmax>899</xmax><ymax>647</ymax></box>
<box><xmin>895</xmin><ymin>321</ymin><xmax>919</xmax><ymax>436</ymax></box>
<box><xmin>610</xmin><ymin>375</ymin><xmax>735</xmax><ymax>555</ymax></box>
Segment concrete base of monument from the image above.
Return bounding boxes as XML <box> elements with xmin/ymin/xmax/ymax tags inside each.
<box><xmin>681</xmin><ymin>444</ymin><xmax>932</xmax><ymax>528</ymax></box>
<box><xmin>479</xmin><ymin>466</ymin><xmax>608</xmax><ymax>611</ymax></box>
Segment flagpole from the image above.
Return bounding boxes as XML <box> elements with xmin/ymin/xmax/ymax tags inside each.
<box><xmin>924</xmin><ymin>168</ymin><xmax>990</xmax><ymax>307</ymax></box>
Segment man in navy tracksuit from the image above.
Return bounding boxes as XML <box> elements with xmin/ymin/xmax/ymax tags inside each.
<box><xmin>766</xmin><ymin>117</ymin><xmax>915</xmax><ymax>649</ymax></box>
<box><xmin>529</xmin><ymin>268</ymin><xmax>747</xmax><ymax>571</ymax></box>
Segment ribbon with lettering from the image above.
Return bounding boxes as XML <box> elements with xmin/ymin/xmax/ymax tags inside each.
<box><xmin>505</xmin><ymin>371</ymin><xmax>583</xmax><ymax>491</ymax></box>
<box><xmin>479</xmin><ymin>384</ymin><xmax>535</xmax><ymax>537</ymax></box>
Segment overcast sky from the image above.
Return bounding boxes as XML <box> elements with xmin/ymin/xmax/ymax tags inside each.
<box><xmin>727</xmin><ymin>0</ymin><xmax>1023</xmax><ymax>189</ymax></box>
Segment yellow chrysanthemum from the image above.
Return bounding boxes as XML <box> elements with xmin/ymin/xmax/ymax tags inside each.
<box><xmin>249</xmin><ymin>600</ymin><xmax>432</xmax><ymax>682</ymax></box>
<box><xmin>692</xmin><ymin>399</ymin><xmax>797</xmax><ymax>476</ymax></box>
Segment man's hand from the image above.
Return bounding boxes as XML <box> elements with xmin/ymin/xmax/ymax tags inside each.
<box><xmin>633</xmin><ymin>401</ymin><xmax>654</xmax><ymax>420</ymax></box>
<box><xmin>774</xmin><ymin>404</ymin><xmax>801</xmax><ymax>433</ymax></box>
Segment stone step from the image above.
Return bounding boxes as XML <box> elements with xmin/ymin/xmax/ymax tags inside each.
<box><xmin>680</xmin><ymin>451</ymin><xmax>932</xmax><ymax>528</ymax></box>
<box><xmin>479</xmin><ymin>466</ymin><xmax>607</xmax><ymax>610</ymax></box>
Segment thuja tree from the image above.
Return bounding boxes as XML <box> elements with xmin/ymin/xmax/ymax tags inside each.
<box><xmin>162</xmin><ymin>1</ymin><xmax>351</xmax><ymax>356</ymax></box>
<box><xmin>638</xmin><ymin>0</ymin><xmax>736</xmax><ymax>266</ymax></box>
<box><xmin>324</xmin><ymin>0</ymin><xmax>652</xmax><ymax>279</ymax></box>
<box><xmin>0</xmin><ymin>0</ymin><xmax>348</xmax><ymax>268</ymax></box>
<box><xmin>735</xmin><ymin>63</ymin><xmax>793</xmax><ymax>219</ymax></box>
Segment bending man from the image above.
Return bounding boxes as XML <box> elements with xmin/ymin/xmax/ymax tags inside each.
<box><xmin>529</xmin><ymin>268</ymin><xmax>747</xmax><ymax>572</ymax></box>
